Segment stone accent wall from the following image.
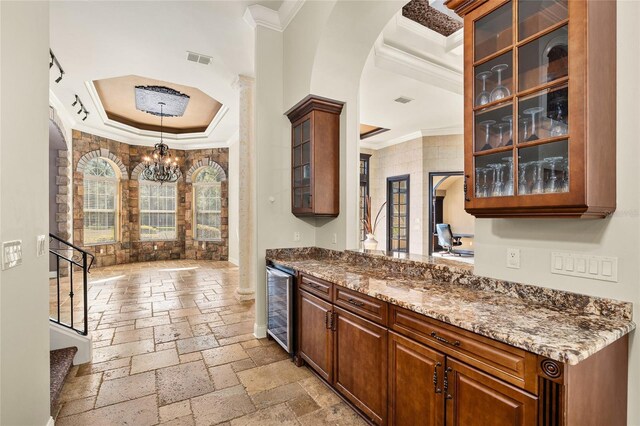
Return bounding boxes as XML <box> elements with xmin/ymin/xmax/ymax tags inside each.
<box><xmin>55</xmin><ymin>149</ymin><xmax>72</xmax><ymax>241</ymax></box>
<box><xmin>72</xmin><ymin>130</ymin><xmax>229</xmax><ymax>267</ymax></box>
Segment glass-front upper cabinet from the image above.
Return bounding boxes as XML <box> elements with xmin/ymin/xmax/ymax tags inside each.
<box><xmin>450</xmin><ymin>0</ymin><xmax>616</xmax><ymax>218</ymax></box>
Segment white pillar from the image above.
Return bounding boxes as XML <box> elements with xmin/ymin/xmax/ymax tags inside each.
<box><xmin>236</xmin><ymin>75</ymin><xmax>256</xmax><ymax>301</ymax></box>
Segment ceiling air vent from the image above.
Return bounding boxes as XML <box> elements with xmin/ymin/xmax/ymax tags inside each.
<box><xmin>394</xmin><ymin>96</ymin><xmax>414</xmax><ymax>104</ymax></box>
<box><xmin>186</xmin><ymin>51</ymin><xmax>212</xmax><ymax>65</ymax></box>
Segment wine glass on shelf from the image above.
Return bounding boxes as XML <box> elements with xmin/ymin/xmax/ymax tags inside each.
<box><xmin>493</xmin><ymin>123</ymin><xmax>510</xmax><ymax>148</ymax></box>
<box><xmin>549</xmin><ymin>96</ymin><xmax>568</xmax><ymax>137</ymax></box>
<box><xmin>479</xmin><ymin>120</ymin><xmax>496</xmax><ymax>151</ymax></box>
<box><xmin>502</xmin><ymin>156</ymin><xmax>514</xmax><ymax>196</ymax></box>
<box><xmin>561</xmin><ymin>158</ymin><xmax>569</xmax><ymax>192</ymax></box>
<box><xmin>519</xmin><ymin>118</ymin><xmax>530</xmax><ymax>142</ymax></box>
<box><xmin>532</xmin><ymin>161</ymin><xmax>546</xmax><ymax>194</ymax></box>
<box><xmin>475</xmin><ymin>167</ymin><xmax>489</xmax><ymax>198</ymax></box>
<box><xmin>490</xmin><ymin>64</ymin><xmax>510</xmax><ymax>102</ymax></box>
<box><xmin>501</xmin><ymin>115</ymin><xmax>517</xmax><ymax>146</ymax></box>
<box><xmin>475</xmin><ymin>71</ymin><xmax>493</xmax><ymax>106</ymax></box>
<box><xmin>518</xmin><ymin>161</ymin><xmax>530</xmax><ymax>195</ymax></box>
<box><xmin>544</xmin><ymin>156</ymin><xmax>564</xmax><ymax>193</ymax></box>
<box><xmin>524</xmin><ymin>107</ymin><xmax>545</xmax><ymax>141</ymax></box>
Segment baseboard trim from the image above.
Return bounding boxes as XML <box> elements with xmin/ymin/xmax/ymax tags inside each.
<box><xmin>228</xmin><ymin>256</ymin><xmax>239</xmax><ymax>266</ymax></box>
<box><xmin>46</xmin><ymin>416</ymin><xmax>55</xmax><ymax>426</ymax></box>
<box><xmin>254</xmin><ymin>323</ymin><xmax>267</xmax><ymax>339</ymax></box>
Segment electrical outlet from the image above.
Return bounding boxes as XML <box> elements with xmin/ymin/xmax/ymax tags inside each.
<box><xmin>2</xmin><ymin>240</ymin><xmax>22</xmax><ymax>270</ymax></box>
<box><xmin>154</xmin><ymin>244</ymin><xmax>158</xmax><ymax>251</ymax></box>
<box><xmin>100</xmin><ymin>248</ymin><xmax>105</xmax><ymax>254</ymax></box>
<box><xmin>507</xmin><ymin>248</ymin><xmax>520</xmax><ymax>269</ymax></box>
<box><xmin>37</xmin><ymin>235</ymin><xmax>47</xmax><ymax>257</ymax></box>
<box><xmin>293</xmin><ymin>232</ymin><xmax>301</xmax><ymax>242</ymax></box>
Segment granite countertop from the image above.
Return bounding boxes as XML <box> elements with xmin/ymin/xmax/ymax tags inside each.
<box><xmin>267</xmin><ymin>249</ymin><xmax>635</xmax><ymax>365</ymax></box>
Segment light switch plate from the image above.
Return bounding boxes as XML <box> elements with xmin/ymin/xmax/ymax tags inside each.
<box><xmin>551</xmin><ymin>252</ymin><xmax>618</xmax><ymax>282</ymax></box>
<box><xmin>3</xmin><ymin>240</ymin><xmax>23</xmax><ymax>270</ymax></box>
<box><xmin>37</xmin><ymin>235</ymin><xmax>47</xmax><ymax>257</ymax></box>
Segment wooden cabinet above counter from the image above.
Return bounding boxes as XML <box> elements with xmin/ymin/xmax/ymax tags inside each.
<box><xmin>285</xmin><ymin>95</ymin><xmax>344</xmax><ymax>217</ymax></box>
<box><xmin>445</xmin><ymin>0</ymin><xmax>616</xmax><ymax>218</ymax></box>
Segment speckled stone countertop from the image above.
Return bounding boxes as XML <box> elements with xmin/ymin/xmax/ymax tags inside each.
<box><xmin>266</xmin><ymin>247</ymin><xmax>635</xmax><ymax>365</ymax></box>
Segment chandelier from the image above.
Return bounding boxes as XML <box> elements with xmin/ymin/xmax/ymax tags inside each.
<box><xmin>142</xmin><ymin>102</ymin><xmax>180</xmax><ymax>184</ymax></box>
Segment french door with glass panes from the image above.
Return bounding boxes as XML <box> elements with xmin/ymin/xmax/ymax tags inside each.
<box><xmin>387</xmin><ymin>175</ymin><xmax>409</xmax><ymax>253</ymax></box>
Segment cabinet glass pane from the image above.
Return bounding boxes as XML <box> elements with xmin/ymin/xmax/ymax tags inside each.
<box><xmin>474</xmin><ymin>51</ymin><xmax>513</xmax><ymax>107</ymax></box>
<box><xmin>518</xmin><ymin>25</ymin><xmax>568</xmax><ymax>91</ymax></box>
<box><xmin>294</xmin><ymin>188</ymin><xmax>302</xmax><ymax>208</ymax></box>
<box><xmin>302</xmin><ymin>119</ymin><xmax>311</xmax><ymax>142</ymax></box>
<box><xmin>293</xmin><ymin>146</ymin><xmax>302</xmax><ymax>167</ymax></box>
<box><xmin>519</xmin><ymin>0</ymin><xmax>568</xmax><ymax>41</ymax></box>
<box><xmin>294</xmin><ymin>166</ymin><xmax>302</xmax><ymax>187</ymax></box>
<box><xmin>517</xmin><ymin>140</ymin><xmax>568</xmax><ymax>195</ymax></box>
<box><xmin>302</xmin><ymin>189</ymin><xmax>312</xmax><ymax>209</ymax></box>
<box><xmin>475</xmin><ymin>152</ymin><xmax>514</xmax><ymax>198</ymax></box>
<box><xmin>294</xmin><ymin>125</ymin><xmax>302</xmax><ymax>146</ymax></box>
<box><xmin>474</xmin><ymin>1</ymin><xmax>512</xmax><ymax>61</ymax></box>
<box><xmin>518</xmin><ymin>84</ymin><xmax>568</xmax><ymax>143</ymax></box>
<box><xmin>302</xmin><ymin>142</ymin><xmax>310</xmax><ymax>164</ymax></box>
<box><xmin>474</xmin><ymin>102</ymin><xmax>513</xmax><ymax>152</ymax></box>
<box><xmin>302</xmin><ymin>164</ymin><xmax>311</xmax><ymax>186</ymax></box>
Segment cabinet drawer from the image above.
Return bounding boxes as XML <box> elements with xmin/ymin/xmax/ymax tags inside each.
<box><xmin>334</xmin><ymin>286</ymin><xmax>388</xmax><ymax>326</ymax></box>
<box><xmin>299</xmin><ymin>274</ymin><xmax>332</xmax><ymax>301</ymax></box>
<box><xmin>390</xmin><ymin>305</ymin><xmax>537</xmax><ymax>392</ymax></box>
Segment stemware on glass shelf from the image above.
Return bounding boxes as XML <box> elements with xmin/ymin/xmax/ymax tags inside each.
<box><xmin>549</xmin><ymin>96</ymin><xmax>568</xmax><ymax>137</ymax></box>
<box><xmin>519</xmin><ymin>117</ymin><xmax>530</xmax><ymax>142</ymax></box>
<box><xmin>531</xmin><ymin>160</ymin><xmax>546</xmax><ymax>194</ymax></box>
<box><xmin>490</xmin><ymin>64</ymin><xmax>511</xmax><ymax>102</ymax></box>
<box><xmin>523</xmin><ymin>106</ymin><xmax>545</xmax><ymax>141</ymax></box>
<box><xmin>493</xmin><ymin>123</ymin><xmax>510</xmax><ymax>148</ymax></box>
<box><xmin>518</xmin><ymin>161</ymin><xmax>530</xmax><ymax>195</ymax></box>
<box><xmin>479</xmin><ymin>120</ymin><xmax>496</xmax><ymax>151</ymax></box>
<box><xmin>475</xmin><ymin>167</ymin><xmax>489</xmax><ymax>198</ymax></box>
<box><xmin>475</xmin><ymin>71</ymin><xmax>493</xmax><ymax>106</ymax></box>
<box><xmin>544</xmin><ymin>156</ymin><xmax>564</xmax><ymax>193</ymax></box>
<box><xmin>502</xmin><ymin>156</ymin><xmax>514</xmax><ymax>196</ymax></box>
<box><xmin>501</xmin><ymin>115</ymin><xmax>517</xmax><ymax>146</ymax></box>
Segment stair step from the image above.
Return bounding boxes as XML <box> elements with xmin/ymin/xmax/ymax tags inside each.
<box><xmin>50</xmin><ymin>346</ymin><xmax>77</xmax><ymax>414</ymax></box>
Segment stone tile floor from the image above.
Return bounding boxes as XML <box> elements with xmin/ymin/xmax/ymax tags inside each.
<box><xmin>54</xmin><ymin>260</ymin><xmax>366</xmax><ymax>426</ymax></box>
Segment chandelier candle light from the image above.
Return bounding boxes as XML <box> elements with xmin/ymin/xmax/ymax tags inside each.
<box><xmin>142</xmin><ymin>102</ymin><xmax>180</xmax><ymax>184</ymax></box>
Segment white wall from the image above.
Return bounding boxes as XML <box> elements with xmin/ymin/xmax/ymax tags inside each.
<box><xmin>0</xmin><ymin>1</ymin><xmax>51</xmax><ymax>424</ymax></box>
<box><xmin>474</xmin><ymin>3</ymin><xmax>639</xmax><ymax>423</ymax></box>
<box><xmin>228</xmin><ymin>137</ymin><xmax>239</xmax><ymax>265</ymax></box>
<box><xmin>442</xmin><ymin>177</ymin><xmax>474</xmax><ymax>250</ymax></box>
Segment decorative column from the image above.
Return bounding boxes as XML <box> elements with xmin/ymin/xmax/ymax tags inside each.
<box><xmin>236</xmin><ymin>75</ymin><xmax>256</xmax><ymax>300</ymax></box>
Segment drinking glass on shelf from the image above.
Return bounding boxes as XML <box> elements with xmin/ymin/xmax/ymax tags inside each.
<box><xmin>519</xmin><ymin>118</ymin><xmax>530</xmax><ymax>142</ymax></box>
<box><xmin>479</xmin><ymin>120</ymin><xmax>496</xmax><ymax>151</ymax></box>
<box><xmin>532</xmin><ymin>161</ymin><xmax>546</xmax><ymax>194</ymax></box>
<box><xmin>561</xmin><ymin>158</ymin><xmax>569</xmax><ymax>192</ymax></box>
<box><xmin>524</xmin><ymin>107</ymin><xmax>545</xmax><ymax>141</ymax></box>
<box><xmin>501</xmin><ymin>115</ymin><xmax>517</xmax><ymax>146</ymax></box>
<box><xmin>518</xmin><ymin>161</ymin><xmax>530</xmax><ymax>195</ymax></box>
<box><xmin>490</xmin><ymin>64</ymin><xmax>510</xmax><ymax>102</ymax></box>
<box><xmin>475</xmin><ymin>71</ymin><xmax>493</xmax><ymax>106</ymax></box>
<box><xmin>502</xmin><ymin>156</ymin><xmax>514</xmax><ymax>196</ymax></box>
<box><xmin>493</xmin><ymin>123</ymin><xmax>510</xmax><ymax>148</ymax></box>
<box><xmin>475</xmin><ymin>167</ymin><xmax>489</xmax><ymax>197</ymax></box>
<box><xmin>544</xmin><ymin>156</ymin><xmax>564</xmax><ymax>193</ymax></box>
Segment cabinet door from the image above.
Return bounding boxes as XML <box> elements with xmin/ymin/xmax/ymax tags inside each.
<box><xmin>298</xmin><ymin>289</ymin><xmax>333</xmax><ymax>382</ymax></box>
<box><xmin>445</xmin><ymin>358</ymin><xmax>537</xmax><ymax>426</ymax></box>
<box><xmin>333</xmin><ymin>306</ymin><xmax>387</xmax><ymax>425</ymax></box>
<box><xmin>388</xmin><ymin>332</ymin><xmax>445</xmax><ymax>426</ymax></box>
<box><xmin>291</xmin><ymin>114</ymin><xmax>313</xmax><ymax>215</ymax></box>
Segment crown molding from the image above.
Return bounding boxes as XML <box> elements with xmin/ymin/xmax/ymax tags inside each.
<box><xmin>373</xmin><ymin>37</ymin><xmax>463</xmax><ymax>95</ymax></box>
<box><xmin>243</xmin><ymin>0</ymin><xmax>305</xmax><ymax>32</ymax></box>
<box><xmin>359</xmin><ymin>127</ymin><xmax>463</xmax><ymax>150</ymax></box>
<box><xmin>77</xmin><ymin>80</ymin><xmax>230</xmax><ymax>149</ymax></box>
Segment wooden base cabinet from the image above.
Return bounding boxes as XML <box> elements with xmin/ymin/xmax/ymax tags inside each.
<box><xmin>294</xmin><ymin>273</ymin><xmax>629</xmax><ymax>426</ymax></box>
<box><xmin>334</xmin><ymin>307</ymin><xmax>388</xmax><ymax>425</ymax></box>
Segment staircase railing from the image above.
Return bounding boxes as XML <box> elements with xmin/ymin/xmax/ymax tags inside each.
<box><xmin>49</xmin><ymin>233</ymin><xmax>94</xmax><ymax>336</ymax></box>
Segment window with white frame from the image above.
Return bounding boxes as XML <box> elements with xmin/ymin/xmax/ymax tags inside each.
<box><xmin>193</xmin><ymin>166</ymin><xmax>224</xmax><ymax>241</ymax></box>
<box><xmin>83</xmin><ymin>158</ymin><xmax>119</xmax><ymax>244</ymax></box>
<box><xmin>139</xmin><ymin>179</ymin><xmax>177</xmax><ymax>240</ymax></box>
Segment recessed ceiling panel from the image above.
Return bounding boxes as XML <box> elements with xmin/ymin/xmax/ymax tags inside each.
<box><xmin>94</xmin><ymin>75</ymin><xmax>223</xmax><ymax>134</ymax></box>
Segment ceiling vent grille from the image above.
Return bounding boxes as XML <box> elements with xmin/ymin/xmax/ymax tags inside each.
<box><xmin>186</xmin><ymin>51</ymin><xmax>212</xmax><ymax>65</ymax></box>
<box><xmin>394</xmin><ymin>96</ymin><xmax>414</xmax><ymax>104</ymax></box>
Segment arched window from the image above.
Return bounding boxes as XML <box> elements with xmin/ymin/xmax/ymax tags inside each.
<box><xmin>193</xmin><ymin>166</ymin><xmax>224</xmax><ymax>241</ymax></box>
<box><xmin>139</xmin><ymin>177</ymin><xmax>177</xmax><ymax>241</ymax></box>
<box><xmin>83</xmin><ymin>158</ymin><xmax>119</xmax><ymax>244</ymax></box>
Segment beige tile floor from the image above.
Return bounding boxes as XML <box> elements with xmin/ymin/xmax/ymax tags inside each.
<box><xmin>54</xmin><ymin>260</ymin><xmax>366</xmax><ymax>426</ymax></box>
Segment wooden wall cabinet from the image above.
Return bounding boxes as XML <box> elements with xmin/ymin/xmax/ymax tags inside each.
<box><xmin>445</xmin><ymin>0</ymin><xmax>616</xmax><ymax>218</ymax></box>
<box><xmin>285</xmin><ymin>95</ymin><xmax>344</xmax><ymax>217</ymax></box>
<box><xmin>293</xmin><ymin>271</ymin><xmax>629</xmax><ymax>426</ymax></box>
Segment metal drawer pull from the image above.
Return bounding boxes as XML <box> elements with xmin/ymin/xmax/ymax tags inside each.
<box><xmin>431</xmin><ymin>331</ymin><xmax>461</xmax><ymax>347</ymax></box>
<box><xmin>433</xmin><ymin>362</ymin><xmax>442</xmax><ymax>394</ymax></box>
<box><xmin>444</xmin><ymin>367</ymin><xmax>453</xmax><ymax>400</ymax></box>
<box><xmin>346</xmin><ymin>297</ymin><xmax>365</xmax><ymax>307</ymax></box>
<box><xmin>307</xmin><ymin>281</ymin><xmax>322</xmax><ymax>290</ymax></box>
